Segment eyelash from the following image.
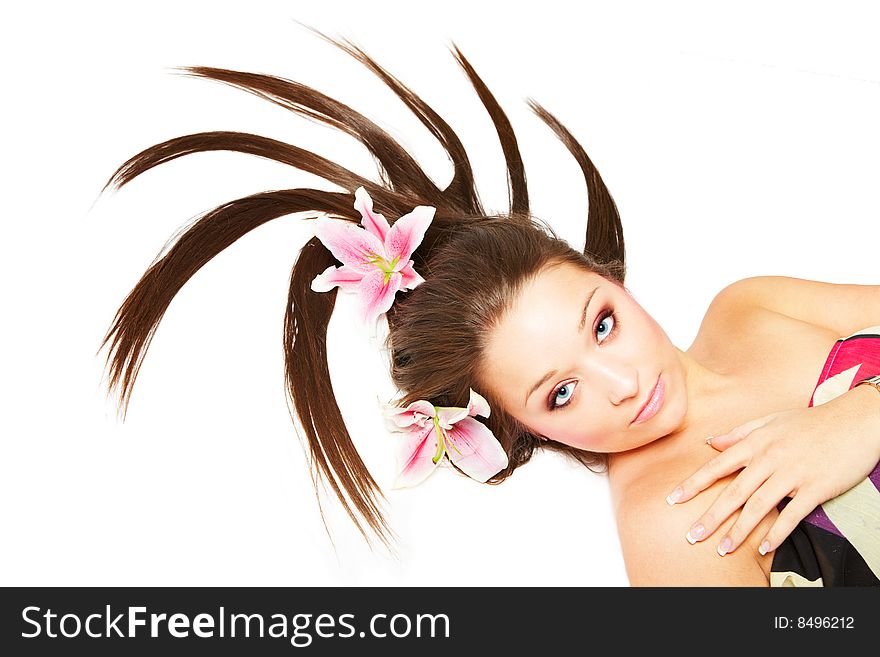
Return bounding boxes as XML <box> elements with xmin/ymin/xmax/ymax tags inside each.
<box><xmin>546</xmin><ymin>308</ymin><xmax>620</xmax><ymax>412</ymax></box>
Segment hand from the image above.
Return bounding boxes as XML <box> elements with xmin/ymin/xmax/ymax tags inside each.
<box><xmin>665</xmin><ymin>388</ymin><xmax>880</xmax><ymax>557</ymax></box>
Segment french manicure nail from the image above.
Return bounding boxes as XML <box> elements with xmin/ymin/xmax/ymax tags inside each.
<box><xmin>705</xmin><ymin>435</ymin><xmax>714</xmax><ymax>446</ymax></box>
<box><xmin>758</xmin><ymin>540</ymin><xmax>771</xmax><ymax>555</ymax></box>
<box><xmin>717</xmin><ymin>536</ymin><xmax>732</xmax><ymax>556</ymax></box>
<box><xmin>686</xmin><ymin>524</ymin><xmax>705</xmax><ymax>544</ymax></box>
<box><xmin>666</xmin><ymin>487</ymin><xmax>683</xmax><ymax>505</ymax></box>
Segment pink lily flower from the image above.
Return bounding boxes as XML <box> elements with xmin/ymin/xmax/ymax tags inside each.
<box><xmin>383</xmin><ymin>389</ymin><xmax>509</xmax><ymax>488</ymax></box>
<box><xmin>310</xmin><ymin>187</ymin><xmax>435</xmax><ymax>325</ymax></box>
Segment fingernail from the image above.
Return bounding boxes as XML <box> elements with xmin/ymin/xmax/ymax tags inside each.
<box><xmin>686</xmin><ymin>524</ymin><xmax>705</xmax><ymax>544</ymax></box>
<box><xmin>666</xmin><ymin>487</ymin><xmax>683</xmax><ymax>505</ymax></box>
<box><xmin>717</xmin><ymin>536</ymin><xmax>732</xmax><ymax>556</ymax></box>
<box><xmin>758</xmin><ymin>540</ymin><xmax>771</xmax><ymax>556</ymax></box>
<box><xmin>705</xmin><ymin>435</ymin><xmax>714</xmax><ymax>446</ymax></box>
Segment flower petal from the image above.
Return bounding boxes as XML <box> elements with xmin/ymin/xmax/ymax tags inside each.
<box><xmin>397</xmin><ymin>260</ymin><xmax>425</xmax><ymax>290</ymax></box>
<box><xmin>393</xmin><ymin>423</ymin><xmax>441</xmax><ymax>489</ymax></box>
<box><xmin>444</xmin><ymin>417</ymin><xmax>509</xmax><ymax>483</ymax></box>
<box><xmin>384</xmin><ymin>400</ymin><xmax>436</xmax><ymax>428</ymax></box>
<box><xmin>357</xmin><ymin>269</ymin><xmax>401</xmax><ymax>325</ymax></box>
<box><xmin>354</xmin><ymin>186</ymin><xmax>390</xmax><ymax>243</ymax></box>
<box><xmin>467</xmin><ymin>388</ymin><xmax>491</xmax><ymax>418</ymax></box>
<box><xmin>310</xmin><ymin>264</ymin><xmax>365</xmax><ymax>293</ymax></box>
<box><xmin>384</xmin><ymin>205</ymin><xmax>434</xmax><ymax>263</ymax></box>
<box><xmin>435</xmin><ymin>405</ymin><xmax>469</xmax><ymax>429</ymax></box>
<box><xmin>314</xmin><ymin>216</ymin><xmax>385</xmax><ymax>272</ymax></box>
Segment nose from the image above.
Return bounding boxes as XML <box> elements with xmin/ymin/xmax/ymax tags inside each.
<box><xmin>585</xmin><ymin>358</ymin><xmax>639</xmax><ymax>405</ymax></box>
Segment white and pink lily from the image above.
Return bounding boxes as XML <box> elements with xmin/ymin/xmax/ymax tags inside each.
<box><xmin>383</xmin><ymin>389</ymin><xmax>509</xmax><ymax>488</ymax></box>
<box><xmin>310</xmin><ymin>187</ymin><xmax>435</xmax><ymax>325</ymax></box>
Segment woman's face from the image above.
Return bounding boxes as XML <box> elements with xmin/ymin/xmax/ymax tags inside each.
<box><xmin>481</xmin><ymin>261</ymin><xmax>688</xmax><ymax>453</ymax></box>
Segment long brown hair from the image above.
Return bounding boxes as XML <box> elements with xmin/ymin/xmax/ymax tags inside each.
<box><xmin>99</xmin><ymin>32</ymin><xmax>625</xmax><ymax>549</ymax></box>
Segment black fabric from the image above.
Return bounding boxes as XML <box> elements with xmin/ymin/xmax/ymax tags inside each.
<box><xmin>771</xmin><ymin>522</ymin><xmax>880</xmax><ymax>586</ymax></box>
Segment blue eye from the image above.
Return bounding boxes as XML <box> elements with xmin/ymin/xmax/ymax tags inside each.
<box><xmin>596</xmin><ymin>312</ymin><xmax>615</xmax><ymax>342</ymax></box>
<box><xmin>552</xmin><ymin>382</ymin><xmax>576</xmax><ymax>408</ymax></box>
<box><xmin>546</xmin><ymin>309</ymin><xmax>620</xmax><ymax>412</ymax></box>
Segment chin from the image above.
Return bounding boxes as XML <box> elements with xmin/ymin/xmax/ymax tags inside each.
<box><xmin>610</xmin><ymin>435</ymin><xmax>656</xmax><ymax>453</ymax></box>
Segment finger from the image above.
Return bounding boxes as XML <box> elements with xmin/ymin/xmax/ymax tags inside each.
<box><xmin>756</xmin><ymin>493</ymin><xmax>819</xmax><ymax>556</ymax></box>
<box><xmin>714</xmin><ymin>475</ymin><xmax>790</xmax><ymax>556</ymax></box>
<box><xmin>707</xmin><ymin>432</ymin><xmax>739</xmax><ymax>452</ymax></box>
<box><xmin>666</xmin><ymin>445</ymin><xmax>750</xmax><ymax>505</ymax></box>
<box><xmin>708</xmin><ymin>414</ymin><xmax>776</xmax><ymax>452</ymax></box>
<box><xmin>685</xmin><ymin>466</ymin><xmax>771</xmax><ymax>545</ymax></box>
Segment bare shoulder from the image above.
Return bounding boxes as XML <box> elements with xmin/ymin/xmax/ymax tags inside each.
<box><xmin>615</xmin><ymin>463</ymin><xmax>774</xmax><ymax>586</ymax></box>
<box><xmin>706</xmin><ymin>276</ymin><xmax>880</xmax><ymax>337</ymax></box>
<box><xmin>687</xmin><ymin>276</ymin><xmax>848</xmax><ymax>368</ymax></box>
<box><xmin>686</xmin><ymin>278</ymin><xmax>784</xmax><ymax>366</ymax></box>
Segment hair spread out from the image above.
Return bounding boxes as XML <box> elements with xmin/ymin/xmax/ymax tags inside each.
<box><xmin>98</xmin><ymin>29</ymin><xmax>626</xmax><ymax>549</ymax></box>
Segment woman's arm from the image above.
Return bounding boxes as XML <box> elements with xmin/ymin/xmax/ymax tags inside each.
<box><xmin>617</xmin><ymin>474</ymin><xmax>774</xmax><ymax>586</ymax></box>
<box><xmin>657</xmin><ymin>274</ymin><xmax>880</xmax><ymax>561</ymax></box>
<box><xmin>719</xmin><ymin>276</ymin><xmax>879</xmax><ymax>337</ymax></box>
<box><xmin>666</xmin><ymin>382</ymin><xmax>880</xmax><ymax>557</ymax></box>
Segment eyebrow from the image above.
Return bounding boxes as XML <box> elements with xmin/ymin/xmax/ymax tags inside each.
<box><xmin>524</xmin><ymin>285</ymin><xmax>599</xmax><ymax>407</ymax></box>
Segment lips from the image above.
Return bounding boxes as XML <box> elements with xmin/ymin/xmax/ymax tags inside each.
<box><xmin>632</xmin><ymin>375</ymin><xmax>664</xmax><ymax>425</ymax></box>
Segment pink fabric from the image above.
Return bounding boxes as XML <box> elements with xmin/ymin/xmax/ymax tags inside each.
<box><xmin>797</xmin><ymin>329</ymin><xmax>880</xmax><ymax>536</ymax></box>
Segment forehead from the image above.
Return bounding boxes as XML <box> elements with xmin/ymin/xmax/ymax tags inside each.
<box><xmin>482</xmin><ymin>263</ymin><xmax>606</xmax><ymax>379</ymax></box>
<box><xmin>499</xmin><ymin>263</ymin><xmax>603</xmax><ymax>336</ymax></box>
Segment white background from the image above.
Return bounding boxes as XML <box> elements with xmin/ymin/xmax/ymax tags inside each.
<box><xmin>2</xmin><ymin>1</ymin><xmax>878</xmax><ymax>586</ymax></box>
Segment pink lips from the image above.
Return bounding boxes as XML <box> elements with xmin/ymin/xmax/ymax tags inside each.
<box><xmin>632</xmin><ymin>376</ymin><xmax>665</xmax><ymax>424</ymax></box>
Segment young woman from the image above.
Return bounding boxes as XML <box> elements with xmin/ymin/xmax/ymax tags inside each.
<box><xmin>99</xmin><ymin>34</ymin><xmax>880</xmax><ymax>586</ymax></box>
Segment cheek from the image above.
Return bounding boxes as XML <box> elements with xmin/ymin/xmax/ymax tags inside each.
<box><xmin>525</xmin><ymin>411</ymin><xmax>613</xmax><ymax>452</ymax></box>
<box><xmin>626</xmin><ymin>302</ymin><xmax>670</xmax><ymax>353</ymax></box>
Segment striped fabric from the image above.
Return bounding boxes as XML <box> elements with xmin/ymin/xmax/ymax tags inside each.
<box><xmin>770</xmin><ymin>325</ymin><xmax>880</xmax><ymax>587</ymax></box>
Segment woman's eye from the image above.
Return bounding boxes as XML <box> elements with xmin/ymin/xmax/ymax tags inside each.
<box><xmin>596</xmin><ymin>311</ymin><xmax>615</xmax><ymax>342</ymax></box>
<box><xmin>547</xmin><ymin>310</ymin><xmax>618</xmax><ymax>412</ymax></box>
<box><xmin>552</xmin><ymin>381</ymin><xmax>576</xmax><ymax>408</ymax></box>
